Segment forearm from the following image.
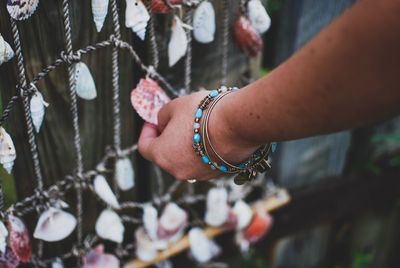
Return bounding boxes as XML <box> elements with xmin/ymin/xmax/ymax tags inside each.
<box><xmin>220</xmin><ymin>0</ymin><xmax>400</xmax><ymax>145</ymax></box>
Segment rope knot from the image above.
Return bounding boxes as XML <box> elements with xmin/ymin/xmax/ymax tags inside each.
<box><xmin>60</xmin><ymin>50</ymin><xmax>82</xmax><ymax>64</ymax></box>
<box><xmin>110</xmin><ymin>35</ymin><xmax>122</xmax><ymax>48</ymax></box>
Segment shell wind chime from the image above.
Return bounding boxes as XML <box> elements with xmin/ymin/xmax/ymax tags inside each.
<box><xmin>0</xmin><ymin>128</ymin><xmax>16</xmax><ymax>174</ymax></box>
<box><xmin>168</xmin><ymin>16</ymin><xmax>189</xmax><ymax>67</ymax></box>
<box><xmin>125</xmin><ymin>0</ymin><xmax>150</xmax><ymax>40</ymax></box>
<box><xmin>91</xmin><ymin>0</ymin><xmax>110</xmax><ymax>32</ymax></box>
<box><xmin>0</xmin><ymin>35</ymin><xmax>14</xmax><ymax>66</ymax></box>
<box><xmin>6</xmin><ymin>0</ymin><xmax>39</xmax><ymax>20</ymax></box>
<box><xmin>192</xmin><ymin>1</ymin><xmax>216</xmax><ymax>44</ymax></box>
<box><xmin>30</xmin><ymin>87</ymin><xmax>49</xmax><ymax>133</ymax></box>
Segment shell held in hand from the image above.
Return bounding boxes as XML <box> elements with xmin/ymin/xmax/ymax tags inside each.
<box><xmin>233</xmin><ymin>15</ymin><xmax>263</xmax><ymax>57</ymax></box>
<box><xmin>73</xmin><ymin>62</ymin><xmax>97</xmax><ymax>100</ymax></box>
<box><xmin>92</xmin><ymin>0</ymin><xmax>110</xmax><ymax>32</ymax></box>
<box><xmin>7</xmin><ymin>0</ymin><xmax>39</xmax><ymax>21</ymax></box>
<box><xmin>125</xmin><ymin>0</ymin><xmax>150</xmax><ymax>40</ymax></box>
<box><xmin>30</xmin><ymin>88</ymin><xmax>49</xmax><ymax>133</ymax></box>
<box><xmin>0</xmin><ymin>35</ymin><xmax>14</xmax><ymax>66</ymax></box>
<box><xmin>95</xmin><ymin>209</ymin><xmax>124</xmax><ymax>243</ymax></box>
<box><xmin>193</xmin><ymin>1</ymin><xmax>215</xmax><ymax>44</ymax></box>
<box><xmin>93</xmin><ymin>175</ymin><xmax>120</xmax><ymax>209</ymax></box>
<box><xmin>82</xmin><ymin>244</ymin><xmax>119</xmax><ymax>268</ymax></box>
<box><xmin>168</xmin><ymin>16</ymin><xmax>188</xmax><ymax>67</ymax></box>
<box><xmin>7</xmin><ymin>215</ymin><xmax>32</xmax><ymax>263</ymax></box>
<box><xmin>247</xmin><ymin>0</ymin><xmax>271</xmax><ymax>34</ymax></box>
<box><xmin>33</xmin><ymin>207</ymin><xmax>77</xmax><ymax>242</ymax></box>
<box><xmin>115</xmin><ymin>157</ymin><xmax>135</xmax><ymax>191</ymax></box>
<box><xmin>0</xmin><ymin>127</ymin><xmax>16</xmax><ymax>174</ymax></box>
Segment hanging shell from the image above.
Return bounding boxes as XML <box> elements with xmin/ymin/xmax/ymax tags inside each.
<box><xmin>204</xmin><ymin>188</ymin><xmax>229</xmax><ymax>227</ymax></box>
<box><xmin>30</xmin><ymin>89</ymin><xmax>49</xmax><ymax>133</ymax></box>
<box><xmin>135</xmin><ymin>227</ymin><xmax>158</xmax><ymax>262</ymax></box>
<box><xmin>92</xmin><ymin>0</ymin><xmax>109</xmax><ymax>32</ymax></box>
<box><xmin>232</xmin><ymin>200</ymin><xmax>253</xmax><ymax>230</ymax></box>
<box><xmin>188</xmin><ymin>228</ymin><xmax>220</xmax><ymax>263</ymax></box>
<box><xmin>243</xmin><ymin>209</ymin><xmax>272</xmax><ymax>244</ymax></box>
<box><xmin>51</xmin><ymin>258</ymin><xmax>64</xmax><ymax>268</ymax></box>
<box><xmin>192</xmin><ymin>1</ymin><xmax>215</xmax><ymax>44</ymax></box>
<box><xmin>151</xmin><ymin>0</ymin><xmax>182</xmax><ymax>14</ymax></box>
<box><xmin>247</xmin><ymin>0</ymin><xmax>271</xmax><ymax>34</ymax></box>
<box><xmin>83</xmin><ymin>244</ymin><xmax>120</xmax><ymax>268</ymax></box>
<box><xmin>95</xmin><ymin>209</ymin><xmax>124</xmax><ymax>243</ymax></box>
<box><xmin>73</xmin><ymin>62</ymin><xmax>97</xmax><ymax>100</ymax></box>
<box><xmin>168</xmin><ymin>16</ymin><xmax>188</xmax><ymax>67</ymax></box>
<box><xmin>143</xmin><ymin>205</ymin><xmax>158</xmax><ymax>240</ymax></box>
<box><xmin>0</xmin><ymin>35</ymin><xmax>14</xmax><ymax>66</ymax></box>
<box><xmin>33</xmin><ymin>207</ymin><xmax>77</xmax><ymax>242</ymax></box>
<box><xmin>0</xmin><ymin>127</ymin><xmax>16</xmax><ymax>174</ymax></box>
<box><xmin>233</xmin><ymin>15</ymin><xmax>263</xmax><ymax>57</ymax></box>
<box><xmin>130</xmin><ymin>78</ymin><xmax>171</xmax><ymax>125</ymax></box>
<box><xmin>93</xmin><ymin>175</ymin><xmax>120</xmax><ymax>209</ymax></box>
<box><xmin>0</xmin><ymin>221</ymin><xmax>8</xmax><ymax>254</ymax></box>
<box><xmin>114</xmin><ymin>157</ymin><xmax>135</xmax><ymax>191</ymax></box>
<box><xmin>0</xmin><ymin>247</ymin><xmax>19</xmax><ymax>268</ymax></box>
<box><xmin>125</xmin><ymin>0</ymin><xmax>150</xmax><ymax>40</ymax></box>
<box><xmin>7</xmin><ymin>215</ymin><xmax>31</xmax><ymax>263</ymax></box>
<box><xmin>157</xmin><ymin>203</ymin><xmax>187</xmax><ymax>239</ymax></box>
<box><xmin>6</xmin><ymin>0</ymin><xmax>39</xmax><ymax>21</ymax></box>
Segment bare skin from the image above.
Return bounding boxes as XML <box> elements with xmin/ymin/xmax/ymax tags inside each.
<box><xmin>138</xmin><ymin>0</ymin><xmax>400</xmax><ymax>181</ymax></box>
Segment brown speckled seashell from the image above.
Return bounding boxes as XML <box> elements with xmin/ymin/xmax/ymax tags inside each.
<box><xmin>233</xmin><ymin>15</ymin><xmax>263</xmax><ymax>57</ymax></box>
<box><xmin>7</xmin><ymin>215</ymin><xmax>32</xmax><ymax>263</ymax></box>
<box><xmin>152</xmin><ymin>0</ymin><xmax>182</xmax><ymax>14</ymax></box>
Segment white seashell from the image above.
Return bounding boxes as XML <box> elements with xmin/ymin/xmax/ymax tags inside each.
<box><xmin>93</xmin><ymin>175</ymin><xmax>120</xmax><ymax>209</ymax></box>
<box><xmin>143</xmin><ymin>205</ymin><xmax>158</xmax><ymax>240</ymax></box>
<box><xmin>95</xmin><ymin>209</ymin><xmax>124</xmax><ymax>243</ymax></box>
<box><xmin>157</xmin><ymin>203</ymin><xmax>187</xmax><ymax>239</ymax></box>
<box><xmin>92</xmin><ymin>0</ymin><xmax>110</xmax><ymax>32</ymax></box>
<box><xmin>33</xmin><ymin>207</ymin><xmax>77</xmax><ymax>242</ymax></box>
<box><xmin>192</xmin><ymin>1</ymin><xmax>215</xmax><ymax>44</ymax></box>
<box><xmin>125</xmin><ymin>0</ymin><xmax>150</xmax><ymax>40</ymax></box>
<box><xmin>135</xmin><ymin>227</ymin><xmax>158</xmax><ymax>262</ymax></box>
<box><xmin>30</xmin><ymin>89</ymin><xmax>49</xmax><ymax>133</ymax></box>
<box><xmin>73</xmin><ymin>62</ymin><xmax>97</xmax><ymax>100</ymax></box>
<box><xmin>168</xmin><ymin>16</ymin><xmax>188</xmax><ymax>67</ymax></box>
<box><xmin>0</xmin><ymin>35</ymin><xmax>14</xmax><ymax>66</ymax></box>
<box><xmin>232</xmin><ymin>200</ymin><xmax>253</xmax><ymax>230</ymax></box>
<box><xmin>51</xmin><ymin>258</ymin><xmax>64</xmax><ymax>268</ymax></box>
<box><xmin>188</xmin><ymin>228</ymin><xmax>220</xmax><ymax>263</ymax></box>
<box><xmin>7</xmin><ymin>0</ymin><xmax>39</xmax><ymax>21</ymax></box>
<box><xmin>204</xmin><ymin>188</ymin><xmax>229</xmax><ymax>227</ymax></box>
<box><xmin>0</xmin><ymin>221</ymin><xmax>8</xmax><ymax>254</ymax></box>
<box><xmin>114</xmin><ymin>157</ymin><xmax>135</xmax><ymax>191</ymax></box>
<box><xmin>247</xmin><ymin>0</ymin><xmax>271</xmax><ymax>34</ymax></box>
<box><xmin>0</xmin><ymin>127</ymin><xmax>16</xmax><ymax>174</ymax></box>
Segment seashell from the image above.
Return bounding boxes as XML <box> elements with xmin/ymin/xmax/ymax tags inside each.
<box><xmin>192</xmin><ymin>1</ymin><xmax>215</xmax><ymax>44</ymax></box>
<box><xmin>73</xmin><ymin>62</ymin><xmax>97</xmax><ymax>100</ymax></box>
<box><xmin>83</xmin><ymin>244</ymin><xmax>119</xmax><ymax>268</ymax></box>
<box><xmin>232</xmin><ymin>200</ymin><xmax>253</xmax><ymax>230</ymax></box>
<box><xmin>130</xmin><ymin>78</ymin><xmax>170</xmax><ymax>125</ymax></box>
<box><xmin>233</xmin><ymin>15</ymin><xmax>263</xmax><ymax>57</ymax></box>
<box><xmin>0</xmin><ymin>221</ymin><xmax>8</xmax><ymax>254</ymax></box>
<box><xmin>125</xmin><ymin>0</ymin><xmax>150</xmax><ymax>40</ymax></box>
<box><xmin>30</xmin><ymin>89</ymin><xmax>49</xmax><ymax>133</ymax></box>
<box><xmin>135</xmin><ymin>227</ymin><xmax>157</xmax><ymax>262</ymax></box>
<box><xmin>247</xmin><ymin>0</ymin><xmax>271</xmax><ymax>34</ymax></box>
<box><xmin>95</xmin><ymin>209</ymin><xmax>124</xmax><ymax>243</ymax></box>
<box><xmin>188</xmin><ymin>228</ymin><xmax>220</xmax><ymax>263</ymax></box>
<box><xmin>6</xmin><ymin>0</ymin><xmax>39</xmax><ymax>21</ymax></box>
<box><xmin>51</xmin><ymin>258</ymin><xmax>64</xmax><ymax>268</ymax></box>
<box><xmin>204</xmin><ymin>188</ymin><xmax>229</xmax><ymax>227</ymax></box>
<box><xmin>151</xmin><ymin>0</ymin><xmax>182</xmax><ymax>14</ymax></box>
<box><xmin>157</xmin><ymin>203</ymin><xmax>187</xmax><ymax>239</ymax></box>
<box><xmin>114</xmin><ymin>157</ymin><xmax>135</xmax><ymax>191</ymax></box>
<box><xmin>0</xmin><ymin>35</ymin><xmax>14</xmax><ymax>66</ymax></box>
<box><xmin>243</xmin><ymin>209</ymin><xmax>272</xmax><ymax>244</ymax></box>
<box><xmin>0</xmin><ymin>127</ymin><xmax>16</xmax><ymax>174</ymax></box>
<box><xmin>7</xmin><ymin>215</ymin><xmax>31</xmax><ymax>262</ymax></box>
<box><xmin>92</xmin><ymin>0</ymin><xmax>109</xmax><ymax>32</ymax></box>
<box><xmin>143</xmin><ymin>205</ymin><xmax>158</xmax><ymax>240</ymax></box>
<box><xmin>33</xmin><ymin>207</ymin><xmax>77</xmax><ymax>242</ymax></box>
<box><xmin>168</xmin><ymin>16</ymin><xmax>188</xmax><ymax>67</ymax></box>
<box><xmin>0</xmin><ymin>247</ymin><xmax>19</xmax><ymax>268</ymax></box>
<box><xmin>93</xmin><ymin>175</ymin><xmax>120</xmax><ymax>209</ymax></box>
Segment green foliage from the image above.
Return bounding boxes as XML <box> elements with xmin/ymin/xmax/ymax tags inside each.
<box><xmin>0</xmin><ymin>168</ymin><xmax>17</xmax><ymax>206</ymax></box>
<box><xmin>351</xmin><ymin>252</ymin><xmax>372</xmax><ymax>268</ymax></box>
<box><xmin>266</xmin><ymin>0</ymin><xmax>281</xmax><ymax>13</ymax></box>
<box><xmin>241</xmin><ymin>249</ymin><xmax>269</xmax><ymax>268</ymax></box>
<box><xmin>259</xmin><ymin>67</ymin><xmax>270</xmax><ymax>77</ymax></box>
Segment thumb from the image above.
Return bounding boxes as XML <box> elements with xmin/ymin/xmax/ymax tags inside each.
<box><xmin>157</xmin><ymin>102</ymin><xmax>174</xmax><ymax>133</ymax></box>
<box><xmin>138</xmin><ymin>122</ymin><xmax>158</xmax><ymax>161</ymax></box>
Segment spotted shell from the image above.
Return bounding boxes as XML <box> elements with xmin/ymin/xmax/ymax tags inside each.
<box><xmin>130</xmin><ymin>78</ymin><xmax>170</xmax><ymax>125</ymax></box>
<box><xmin>168</xmin><ymin>16</ymin><xmax>188</xmax><ymax>67</ymax></box>
<box><xmin>247</xmin><ymin>0</ymin><xmax>271</xmax><ymax>34</ymax></box>
<box><xmin>7</xmin><ymin>215</ymin><xmax>31</xmax><ymax>263</ymax></box>
<box><xmin>83</xmin><ymin>244</ymin><xmax>119</xmax><ymax>268</ymax></box>
<box><xmin>0</xmin><ymin>247</ymin><xmax>19</xmax><ymax>268</ymax></box>
<box><xmin>151</xmin><ymin>0</ymin><xmax>182</xmax><ymax>14</ymax></box>
<box><xmin>0</xmin><ymin>127</ymin><xmax>16</xmax><ymax>174</ymax></box>
<box><xmin>193</xmin><ymin>1</ymin><xmax>215</xmax><ymax>44</ymax></box>
<box><xmin>73</xmin><ymin>62</ymin><xmax>97</xmax><ymax>100</ymax></box>
<box><xmin>92</xmin><ymin>0</ymin><xmax>109</xmax><ymax>32</ymax></box>
<box><xmin>30</xmin><ymin>89</ymin><xmax>49</xmax><ymax>133</ymax></box>
<box><xmin>125</xmin><ymin>0</ymin><xmax>150</xmax><ymax>40</ymax></box>
<box><xmin>0</xmin><ymin>35</ymin><xmax>14</xmax><ymax>66</ymax></box>
<box><xmin>233</xmin><ymin>15</ymin><xmax>263</xmax><ymax>57</ymax></box>
<box><xmin>7</xmin><ymin>0</ymin><xmax>39</xmax><ymax>20</ymax></box>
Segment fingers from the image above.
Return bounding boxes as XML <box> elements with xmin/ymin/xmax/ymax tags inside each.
<box><xmin>157</xmin><ymin>101</ymin><xmax>174</xmax><ymax>133</ymax></box>
<box><xmin>138</xmin><ymin>122</ymin><xmax>159</xmax><ymax>161</ymax></box>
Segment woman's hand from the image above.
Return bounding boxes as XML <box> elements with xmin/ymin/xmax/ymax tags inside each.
<box><xmin>137</xmin><ymin>90</ymin><xmax>260</xmax><ymax>181</ymax></box>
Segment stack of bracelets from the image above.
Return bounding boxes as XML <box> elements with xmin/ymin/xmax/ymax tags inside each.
<box><xmin>192</xmin><ymin>86</ymin><xmax>277</xmax><ymax>185</ymax></box>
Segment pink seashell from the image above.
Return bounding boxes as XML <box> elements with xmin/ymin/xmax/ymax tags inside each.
<box><xmin>243</xmin><ymin>210</ymin><xmax>272</xmax><ymax>244</ymax></box>
<box><xmin>7</xmin><ymin>215</ymin><xmax>31</xmax><ymax>263</ymax></box>
<box><xmin>157</xmin><ymin>203</ymin><xmax>187</xmax><ymax>239</ymax></box>
<box><xmin>233</xmin><ymin>15</ymin><xmax>263</xmax><ymax>57</ymax></box>
<box><xmin>130</xmin><ymin>78</ymin><xmax>170</xmax><ymax>125</ymax></box>
<box><xmin>82</xmin><ymin>244</ymin><xmax>119</xmax><ymax>268</ymax></box>
<box><xmin>151</xmin><ymin>0</ymin><xmax>182</xmax><ymax>14</ymax></box>
<box><xmin>0</xmin><ymin>247</ymin><xmax>19</xmax><ymax>268</ymax></box>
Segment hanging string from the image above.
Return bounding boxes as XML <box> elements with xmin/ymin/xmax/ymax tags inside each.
<box><xmin>221</xmin><ymin>0</ymin><xmax>229</xmax><ymax>85</ymax></box>
<box><xmin>184</xmin><ymin>9</ymin><xmax>193</xmax><ymax>93</ymax></box>
<box><xmin>146</xmin><ymin>0</ymin><xmax>160</xmax><ymax>69</ymax></box>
